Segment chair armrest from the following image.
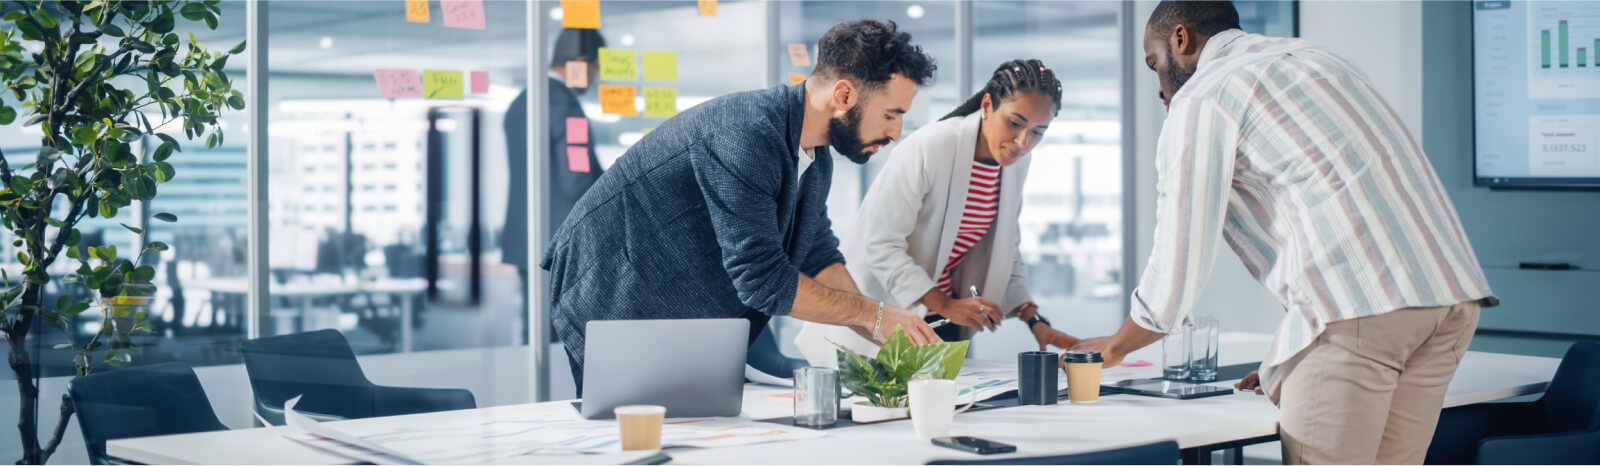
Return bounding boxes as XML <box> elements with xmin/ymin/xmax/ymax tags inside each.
<box><xmin>371</xmin><ymin>385</ymin><xmax>477</xmax><ymax>417</ymax></box>
<box><xmin>1478</xmin><ymin>427</ymin><xmax>1600</xmax><ymax>465</ymax></box>
<box><xmin>1426</xmin><ymin>401</ymin><xmax>1545</xmax><ymax>464</ymax></box>
<box><xmin>254</xmin><ymin>399</ymin><xmax>349</xmax><ymax>426</ymax></box>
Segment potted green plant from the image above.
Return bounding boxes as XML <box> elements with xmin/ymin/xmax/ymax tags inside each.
<box><xmin>0</xmin><ymin>1</ymin><xmax>242</xmax><ymax>463</ymax></box>
<box><xmin>834</xmin><ymin>326</ymin><xmax>970</xmax><ymax>422</ymax></box>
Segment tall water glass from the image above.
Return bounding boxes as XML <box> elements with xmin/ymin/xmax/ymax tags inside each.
<box><xmin>1162</xmin><ymin>325</ymin><xmax>1192</xmax><ymax>381</ymax></box>
<box><xmin>793</xmin><ymin>367</ymin><xmax>838</xmax><ymax>427</ymax></box>
<box><xmin>1190</xmin><ymin>316</ymin><xmax>1220</xmax><ymax>382</ymax></box>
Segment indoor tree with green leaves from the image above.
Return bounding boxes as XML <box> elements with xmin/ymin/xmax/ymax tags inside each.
<box><xmin>0</xmin><ymin>0</ymin><xmax>243</xmax><ymax>463</ymax></box>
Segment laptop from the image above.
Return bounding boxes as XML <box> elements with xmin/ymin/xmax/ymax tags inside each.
<box><xmin>581</xmin><ymin>318</ymin><xmax>749</xmax><ymax>419</ymax></box>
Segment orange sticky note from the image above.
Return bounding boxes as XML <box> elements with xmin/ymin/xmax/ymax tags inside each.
<box><xmin>405</xmin><ymin>0</ymin><xmax>430</xmax><ymax>22</ymax></box>
<box><xmin>561</xmin><ymin>0</ymin><xmax>601</xmax><ymax>29</ymax></box>
<box><xmin>565</xmin><ymin>61</ymin><xmax>588</xmax><ymax>88</ymax></box>
<box><xmin>566</xmin><ymin>146</ymin><xmax>591</xmax><ymax>173</ymax></box>
<box><xmin>789</xmin><ymin>74</ymin><xmax>804</xmax><ymax>85</ymax></box>
<box><xmin>698</xmin><ymin>0</ymin><xmax>716</xmax><ymax>17</ymax></box>
<box><xmin>440</xmin><ymin>0</ymin><xmax>484</xmax><ymax>29</ymax></box>
<box><xmin>374</xmin><ymin>69</ymin><xmax>423</xmax><ymax>98</ymax></box>
<box><xmin>566</xmin><ymin>117</ymin><xmax>588</xmax><ymax>144</ymax></box>
<box><xmin>598</xmin><ymin>85</ymin><xmax>637</xmax><ymax>116</ymax></box>
<box><xmin>787</xmin><ymin>44</ymin><xmax>810</xmax><ymax>66</ymax></box>
<box><xmin>470</xmin><ymin>71</ymin><xmax>489</xmax><ymax>94</ymax></box>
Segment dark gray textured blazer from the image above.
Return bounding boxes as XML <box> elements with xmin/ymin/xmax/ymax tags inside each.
<box><xmin>540</xmin><ymin>83</ymin><xmax>844</xmax><ymax>375</ymax></box>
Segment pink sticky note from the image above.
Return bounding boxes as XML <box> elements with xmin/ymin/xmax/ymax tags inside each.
<box><xmin>374</xmin><ymin>69</ymin><xmax>423</xmax><ymax>98</ymax></box>
<box><xmin>440</xmin><ymin>0</ymin><xmax>486</xmax><ymax>29</ymax></box>
<box><xmin>1119</xmin><ymin>359</ymin><xmax>1155</xmax><ymax>367</ymax></box>
<box><xmin>566</xmin><ymin>145</ymin><xmax>591</xmax><ymax>173</ymax></box>
<box><xmin>565</xmin><ymin>117</ymin><xmax>588</xmax><ymax>144</ymax></box>
<box><xmin>470</xmin><ymin>70</ymin><xmax>489</xmax><ymax>94</ymax></box>
<box><xmin>787</xmin><ymin>44</ymin><xmax>810</xmax><ymax>66</ymax></box>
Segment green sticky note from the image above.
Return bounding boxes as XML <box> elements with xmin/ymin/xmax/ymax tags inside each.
<box><xmin>599</xmin><ymin>48</ymin><xmax>637</xmax><ymax>81</ymax></box>
<box><xmin>643</xmin><ymin>87</ymin><xmax>677</xmax><ymax>118</ymax></box>
<box><xmin>642</xmin><ymin>51</ymin><xmax>676</xmax><ymax>81</ymax></box>
<box><xmin>422</xmin><ymin>70</ymin><xmax>463</xmax><ymax>100</ymax></box>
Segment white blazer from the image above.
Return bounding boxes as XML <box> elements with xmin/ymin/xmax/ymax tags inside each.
<box><xmin>796</xmin><ymin>112</ymin><xmax>1033</xmax><ymax>367</ymax></box>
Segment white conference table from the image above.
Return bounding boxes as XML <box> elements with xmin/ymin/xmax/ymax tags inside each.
<box><xmin>108</xmin><ymin>333</ymin><xmax>1560</xmax><ymax>465</ymax></box>
<box><xmin>187</xmin><ymin>277</ymin><xmax>427</xmax><ymax>351</ymax></box>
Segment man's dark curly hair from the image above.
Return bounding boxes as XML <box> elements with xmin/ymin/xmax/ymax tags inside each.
<box><xmin>813</xmin><ymin>19</ymin><xmax>937</xmax><ymax>91</ymax></box>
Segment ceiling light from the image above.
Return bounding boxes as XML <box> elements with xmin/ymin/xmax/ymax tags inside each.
<box><xmin>620</xmin><ymin>34</ymin><xmax>635</xmax><ymax>47</ymax></box>
<box><xmin>550</xmin><ymin>7</ymin><xmax>563</xmax><ymax>21</ymax></box>
<box><xmin>907</xmin><ymin>5</ymin><xmax>925</xmax><ymax>19</ymax></box>
<box><xmin>319</xmin><ymin>36</ymin><xmax>333</xmax><ymax>49</ymax></box>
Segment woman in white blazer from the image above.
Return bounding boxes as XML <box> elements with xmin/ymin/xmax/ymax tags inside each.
<box><xmin>797</xmin><ymin>59</ymin><xmax>1082</xmax><ymax>365</ymax></box>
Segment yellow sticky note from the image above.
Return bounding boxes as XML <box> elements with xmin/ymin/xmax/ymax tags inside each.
<box><xmin>422</xmin><ymin>70</ymin><xmax>463</xmax><ymax>100</ymax></box>
<box><xmin>642</xmin><ymin>51</ymin><xmax>676</xmax><ymax>81</ymax></box>
<box><xmin>598</xmin><ymin>48</ymin><xmax>636</xmax><ymax>81</ymax></box>
<box><xmin>599</xmin><ymin>85</ymin><xmax>637</xmax><ymax>116</ymax></box>
<box><xmin>698</xmin><ymin>0</ymin><xmax>716</xmax><ymax>17</ymax></box>
<box><xmin>406</xmin><ymin>0</ymin><xmax>430</xmax><ymax>22</ymax></box>
<box><xmin>561</xmin><ymin>0</ymin><xmax>601</xmax><ymax>29</ymax></box>
<box><xmin>643</xmin><ymin>87</ymin><xmax>677</xmax><ymax>118</ymax></box>
<box><xmin>789</xmin><ymin>74</ymin><xmax>805</xmax><ymax>85</ymax></box>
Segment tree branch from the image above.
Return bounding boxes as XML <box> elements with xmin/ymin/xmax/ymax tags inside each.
<box><xmin>38</xmin><ymin>393</ymin><xmax>72</xmax><ymax>462</ymax></box>
<box><xmin>0</xmin><ymin>145</ymin><xmax>12</xmax><ymax>190</ymax></box>
<box><xmin>58</xmin><ymin>44</ymin><xmax>133</xmax><ymax>114</ymax></box>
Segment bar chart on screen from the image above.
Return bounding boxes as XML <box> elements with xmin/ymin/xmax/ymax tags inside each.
<box><xmin>1528</xmin><ymin>1</ymin><xmax>1600</xmax><ymax>100</ymax></box>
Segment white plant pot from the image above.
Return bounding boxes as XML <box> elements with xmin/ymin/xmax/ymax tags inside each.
<box><xmin>851</xmin><ymin>400</ymin><xmax>909</xmax><ymax>423</ymax></box>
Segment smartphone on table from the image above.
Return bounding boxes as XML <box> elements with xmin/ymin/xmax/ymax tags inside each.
<box><xmin>931</xmin><ymin>436</ymin><xmax>1017</xmax><ymax>455</ymax></box>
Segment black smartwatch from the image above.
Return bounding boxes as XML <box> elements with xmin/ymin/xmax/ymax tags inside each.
<box><xmin>1026</xmin><ymin>314</ymin><xmax>1051</xmax><ymax>330</ymax></box>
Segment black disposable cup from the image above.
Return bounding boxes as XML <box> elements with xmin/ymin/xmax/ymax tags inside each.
<box><xmin>1018</xmin><ymin>351</ymin><xmax>1060</xmax><ymax>405</ymax></box>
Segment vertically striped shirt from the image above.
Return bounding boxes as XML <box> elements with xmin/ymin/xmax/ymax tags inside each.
<box><xmin>936</xmin><ymin>161</ymin><xmax>1001</xmax><ymax>295</ymax></box>
<box><xmin>1132</xmin><ymin>30</ymin><xmax>1495</xmax><ymax>393</ymax></box>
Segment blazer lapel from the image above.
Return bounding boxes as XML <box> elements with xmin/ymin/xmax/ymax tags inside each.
<box><xmin>930</xmin><ymin>113</ymin><xmax>984</xmax><ymax>284</ymax></box>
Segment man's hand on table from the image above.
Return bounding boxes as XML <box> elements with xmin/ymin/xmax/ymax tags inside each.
<box><xmin>1068</xmin><ymin>336</ymin><xmax>1126</xmax><ymax>368</ymax></box>
<box><xmin>1235</xmin><ymin>371</ymin><xmax>1265</xmax><ymax>394</ymax></box>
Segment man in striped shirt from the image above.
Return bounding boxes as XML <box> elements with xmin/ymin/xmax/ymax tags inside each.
<box><xmin>1070</xmin><ymin>2</ymin><xmax>1496</xmax><ymax>463</ymax></box>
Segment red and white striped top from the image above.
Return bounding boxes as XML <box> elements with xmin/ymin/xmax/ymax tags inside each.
<box><xmin>935</xmin><ymin>161</ymin><xmax>1001</xmax><ymax>295</ymax></box>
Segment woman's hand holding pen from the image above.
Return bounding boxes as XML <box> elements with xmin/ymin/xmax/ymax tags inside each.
<box><xmin>931</xmin><ymin>295</ymin><xmax>1003</xmax><ymax>332</ymax></box>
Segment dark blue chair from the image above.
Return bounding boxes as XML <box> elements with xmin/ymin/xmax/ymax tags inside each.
<box><xmin>67</xmin><ymin>362</ymin><xmax>229</xmax><ymax>465</ymax></box>
<box><xmin>241</xmin><ymin>329</ymin><xmax>476</xmax><ymax>425</ymax></box>
<box><xmin>927</xmin><ymin>440</ymin><xmax>1179</xmax><ymax>465</ymax></box>
<box><xmin>1425</xmin><ymin>341</ymin><xmax>1600</xmax><ymax>465</ymax></box>
<box><xmin>748</xmin><ymin>324</ymin><xmax>808</xmax><ymax>380</ymax></box>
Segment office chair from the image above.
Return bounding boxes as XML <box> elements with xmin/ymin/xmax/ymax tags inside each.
<box><xmin>748</xmin><ymin>324</ymin><xmax>808</xmax><ymax>379</ymax></box>
<box><xmin>241</xmin><ymin>329</ymin><xmax>476</xmax><ymax>425</ymax></box>
<box><xmin>1425</xmin><ymin>341</ymin><xmax>1600</xmax><ymax>465</ymax></box>
<box><xmin>67</xmin><ymin>362</ymin><xmax>229</xmax><ymax>465</ymax></box>
<box><xmin>927</xmin><ymin>440</ymin><xmax>1180</xmax><ymax>465</ymax></box>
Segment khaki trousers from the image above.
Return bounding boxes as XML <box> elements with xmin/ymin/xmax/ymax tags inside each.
<box><xmin>1271</xmin><ymin>301</ymin><xmax>1480</xmax><ymax>465</ymax></box>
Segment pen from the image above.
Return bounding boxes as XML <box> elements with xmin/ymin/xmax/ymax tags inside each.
<box><xmin>969</xmin><ymin>285</ymin><xmax>997</xmax><ymax>328</ymax></box>
<box><xmin>928</xmin><ymin>318</ymin><xmax>952</xmax><ymax>328</ymax></box>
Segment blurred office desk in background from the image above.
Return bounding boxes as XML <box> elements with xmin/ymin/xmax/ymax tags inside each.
<box><xmin>107</xmin><ymin>333</ymin><xmax>1559</xmax><ymax>465</ymax></box>
<box><xmin>186</xmin><ymin>277</ymin><xmax>428</xmax><ymax>352</ymax></box>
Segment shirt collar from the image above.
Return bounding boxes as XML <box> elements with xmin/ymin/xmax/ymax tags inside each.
<box><xmin>1196</xmin><ymin>28</ymin><xmax>1249</xmax><ymax>71</ymax></box>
